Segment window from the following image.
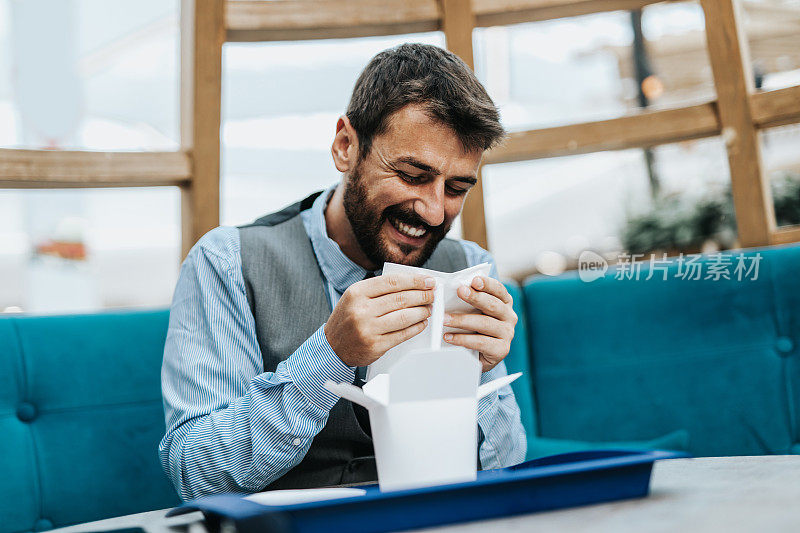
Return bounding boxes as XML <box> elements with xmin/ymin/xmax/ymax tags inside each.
<box><xmin>0</xmin><ymin>187</ymin><xmax>179</xmax><ymax>313</ymax></box>
<box><xmin>473</xmin><ymin>2</ymin><xmax>716</xmax><ymax>132</ymax></box>
<box><xmin>0</xmin><ymin>0</ymin><xmax>181</xmax><ymax>312</ymax></box>
<box><xmin>0</xmin><ymin>0</ymin><xmax>179</xmax><ymax>150</ymax></box>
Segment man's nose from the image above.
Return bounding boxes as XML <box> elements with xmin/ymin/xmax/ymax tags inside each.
<box><xmin>413</xmin><ymin>181</ymin><xmax>446</xmax><ymax>227</ymax></box>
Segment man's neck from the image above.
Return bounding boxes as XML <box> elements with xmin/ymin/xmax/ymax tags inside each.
<box><xmin>324</xmin><ymin>184</ymin><xmax>379</xmax><ymax>271</ymax></box>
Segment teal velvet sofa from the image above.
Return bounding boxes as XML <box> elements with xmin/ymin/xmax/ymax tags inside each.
<box><xmin>3</xmin><ymin>244</ymin><xmax>799</xmax><ymax>531</ymax></box>
<box><xmin>1</xmin><ymin>310</ymin><xmax>180</xmax><ymax>533</ymax></box>
<box><xmin>513</xmin><ymin>244</ymin><xmax>799</xmax><ymax>458</ymax></box>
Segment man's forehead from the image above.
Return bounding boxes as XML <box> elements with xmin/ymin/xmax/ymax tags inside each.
<box><xmin>383</xmin><ymin>105</ymin><xmax>457</xmax><ymax>146</ymax></box>
<box><xmin>376</xmin><ymin>105</ymin><xmax>482</xmax><ymax>174</ymax></box>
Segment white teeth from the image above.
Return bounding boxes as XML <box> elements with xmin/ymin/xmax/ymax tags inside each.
<box><xmin>391</xmin><ymin>218</ymin><xmax>427</xmax><ymax>238</ymax></box>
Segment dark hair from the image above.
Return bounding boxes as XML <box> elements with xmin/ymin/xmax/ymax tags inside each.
<box><xmin>345</xmin><ymin>43</ymin><xmax>506</xmax><ymax>161</ymax></box>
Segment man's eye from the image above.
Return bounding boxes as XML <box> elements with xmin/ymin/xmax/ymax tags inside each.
<box><xmin>399</xmin><ymin>172</ymin><xmax>423</xmax><ymax>183</ymax></box>
<box><xmin>446</xmin><ymin>184</ymin><xmax>469</xmax><ymax>196</ymax></box>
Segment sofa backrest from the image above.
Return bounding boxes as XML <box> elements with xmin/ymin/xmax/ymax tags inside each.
<box><xmin>0</xmin><ymin>310</ymin><xmax>180</xmax><ymax>533</ymax></box>
<box><xmin>500</xmin><ymin>282</ymin><xmax>537</xmax><ymax>445</ymax></box>
<box><xmin>521</xmin><ymin>245</ymin><xmax>800</xmax><ymax>457</ymax></box>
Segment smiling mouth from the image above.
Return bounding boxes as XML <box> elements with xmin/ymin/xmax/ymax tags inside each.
<box><xmin>388</xmin><ymin>216</ymin><xmax>428</xmax><ymax>239</ymax></box>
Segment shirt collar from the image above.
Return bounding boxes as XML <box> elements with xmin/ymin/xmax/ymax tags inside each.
<box><xmin>301</xmin><ymin>184</ymin><xmax>380</xmax><ymax>294</ymax></box>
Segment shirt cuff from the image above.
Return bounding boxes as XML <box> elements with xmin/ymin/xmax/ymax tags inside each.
<box><xmin>478</xmin><ymin>390</ymin><xmax>498</xmax><ymax>420</ymax></box>
<box><xmin>477</xmin><ymin>365</ymin><xmax>501</xmax><ymax>419</ymax></box>
<box><xmin>283</xmin><ymin>324</ymin><xmax>356</xmax><ymax>411</ymax></box>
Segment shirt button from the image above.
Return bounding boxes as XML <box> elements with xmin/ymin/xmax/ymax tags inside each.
<box><xmin>292</xmin><ymin>438</ymin><xmax>302</xmax><ymax>446</ymax></box>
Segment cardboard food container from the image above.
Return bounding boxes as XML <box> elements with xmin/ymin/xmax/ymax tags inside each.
<box><xmin>325</xmin><ymin>347</ymin><xmax>521</xmax><ymax>492</ymax></box>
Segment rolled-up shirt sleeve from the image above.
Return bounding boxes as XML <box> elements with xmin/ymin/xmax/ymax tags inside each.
<box><xmin>159</xmin><ymin>227</ymin><xmax>354</xmax><ymax>500</ymax></box>
<box><xmin>477</xmin><ymin>360</ymin><xmax>527</xmax><ymax>469</ymax></box>
<box><xmin>460</xmin><ymin>240</ymin><xmax>527</xmax><ymax>469</ymax></box>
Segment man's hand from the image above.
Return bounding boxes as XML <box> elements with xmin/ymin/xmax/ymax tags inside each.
<box><xmin>442</xmin><ymin>276</ymin><xmax>517</xmax><ymax>372</ymax></box>
<box><xmin>325</xmin><ymin>274</ymin><xmax>435</xmax><ymax>367</ymax></box>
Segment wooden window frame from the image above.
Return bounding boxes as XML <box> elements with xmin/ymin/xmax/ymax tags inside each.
<box><xmin>1</xmin><ymin>0</ymin><xmax>798</xmax><ymax>257</ymax></box>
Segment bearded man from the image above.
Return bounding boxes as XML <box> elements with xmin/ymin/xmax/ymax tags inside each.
<box><xmin>160</xmin><ymin>43</ymin><xmax>526</xmax><ymax>500</ymax></box>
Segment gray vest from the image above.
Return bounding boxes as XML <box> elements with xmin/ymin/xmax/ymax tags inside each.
<box><xmin>237</xmin><ymin>191</ymin><xmax>468</xmax><ymax>489</ymax></box>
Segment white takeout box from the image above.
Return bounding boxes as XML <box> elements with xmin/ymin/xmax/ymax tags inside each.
<box><xmin>325</xmin><ymin>347</ymin><xmax>521</xmax><ymax>492</ymax></box>
<box><xmin>366</xmin><ymin>262</ymin><xmax>492</xmax><ymax>380</ymax></box>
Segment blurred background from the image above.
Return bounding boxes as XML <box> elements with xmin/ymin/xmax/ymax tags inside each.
<box><xmin>1</xmin><ymin>0</ymin><xmax>799</xmax><ymax>313</ymax></box>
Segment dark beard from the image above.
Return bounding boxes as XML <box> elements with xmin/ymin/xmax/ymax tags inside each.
<box><xmin>342</xmin><ymin>164</ymin><xmax>449</xmax><ymax>268</ymax></box>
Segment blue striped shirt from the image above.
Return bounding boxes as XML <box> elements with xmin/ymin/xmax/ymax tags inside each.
<box><xmin>159</xmin><ymin>186</ymin><xmax>526</xmax><ymax>500</ymax></box>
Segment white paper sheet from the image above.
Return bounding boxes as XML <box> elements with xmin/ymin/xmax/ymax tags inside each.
<box><xmin>367</xmin><ymin>262</ymin><xmax>491</xmax><ymax>380</ymax></box>
<box><xmin>245</xmin><ymin>487</ymin><xmax>366</xmax><ymax>506</ymax></box>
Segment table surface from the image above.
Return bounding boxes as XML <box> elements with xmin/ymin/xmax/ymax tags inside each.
<box><xmin>53</xmin><ymin>455</ymin><xmax>800</xmax><ymax>533</ymax></box>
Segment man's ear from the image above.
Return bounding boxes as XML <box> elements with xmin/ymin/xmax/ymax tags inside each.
<box><xmin>331</xmin><ymin>115</ymin><xmax>359</xmax><ymax>173</ymax></box>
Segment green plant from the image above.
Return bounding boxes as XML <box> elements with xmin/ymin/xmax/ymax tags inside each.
<box><xmin>622</xmin><ymin>172</ymin><xmax>800</xmax><ymax>255</ymax></box>
<box><xmin>773</xmin><ymin>173</ymin><xmax>800</xmax><ymax>226</ymax></box>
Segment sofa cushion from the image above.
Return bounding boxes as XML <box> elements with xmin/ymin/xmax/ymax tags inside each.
<box><xmin>502</xmin><ymin>282</ymin><xmax>537</xmax><ymax>444</ymax></box>
<box><xmin>0</xmin><ymin>319</ymin><xmax>39</xmax><ymax>533</ymax></box>
<box><xmin>526</xmin><ymin>429</ymin><xmax>690</xmax><ymax>459</ymax></box>
<box><xmin>505</xmin><ymin>282</ymin><xmax>690</xmax><ymax>461</ymax></box>
<box><xmin>523</xmin><ymin>245</ymin><xmax>800</xmax><ymax>457</ymax></box>
<box><xmin>0</xmin><ymin>310</ymin><xmax>180</xmax><ymax>532</ymax></box>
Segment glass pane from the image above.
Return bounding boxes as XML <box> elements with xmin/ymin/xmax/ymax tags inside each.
<box><xmin>761</xmin><ymin>123</ymin><xmax>800</xmax><ymax>228</ymax></box>
<box><xmin>650</xmin><ymin>136</ymin><xmax>731</xmax><ymax>193</ymax></box>
<box><xmin>627</xmin><ymin>137</ymin><xmax>736</xmax><ymax>255</ymax></box>
<box><xmin>0</xmin><ymin>0</ymin><xmax>179</xmax><ymax>150</ymax></box>
<box><xmin>472</xmin><ymin>1</ymin><xmax>714</xmax><ymax>132</ymax></box>
<box><xmin>744</xmin><ymin>0</ymin><xmax>800</xmax><ymax>91</ymax></box>
<box><xmin>483</xmin><ymin>137</ymin><xmax>733</xmax><ymax>279</ymax></box>
<box><xmin>0</xmin><ymin>187</ymin><xmax>180</xmax><ymax>313</ymax></box>
<box><xmin>473</xmin><ymin>12</ymin><xmax>632</xmax><ymax>132</ymax></box>
<box><xmin>638</xmin><ymin>0</ymin><xmax>715</xmax><ymax>108</ymax></box>
<box><xmin>221</xmin><ymin>32</ymin><xmax>446</xmax><ymax>226</ymax></box>
<box><xmin>484</xmin><ymin>150</ymin><xmax>650</xmax><ymax>278</ymax></box>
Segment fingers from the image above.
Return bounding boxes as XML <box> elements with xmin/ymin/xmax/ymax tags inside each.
<box><xmin>470</xmin><ymin>276</ymin><xmax>512</xmax><ymax>304</ymax></box>
<box><xmin>443</xmin><ymin>332</ymin><xmax>510</xmax><ymax>360</ymax></box>
<box><xmin>376</xmin><ymin>305</ymin><xmax>431</xmax><ymax>334</ymax></box>
<box><xmin>360</xmin><ymin>274</ymin><xmax>436</xmax><ymax>298</ymax></box>
<box><xmin>372</xmin><ymin>288</ymin><xmax>435</xmax><ymax>317</ymax></box>
<box><xmin>457</xmin><ymin>282</ymin><xmax>516</xmax><ymax>322</ymax></box>
<box><xmin>381</xmin><ymin>319</ymin><xmax>428</xmax><ymax>349</ymax></box>
<box><xmin>446</xmin><ymin>278</ymin><xmax>516</xmax><ymax>373</ymax></box>
<box><xmin>444</xmin><ymin>312</ymin><xmax>512</xmax><ymax>340</ymax></box>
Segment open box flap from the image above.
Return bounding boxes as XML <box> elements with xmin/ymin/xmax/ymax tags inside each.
<box><xmin>326</xmin><ymin>353</ymin><xmax>522</xmax><ymax>405</ymax></box>
<box><xmin>476</xmin><ymin>372</ymin><xmax>522</xmax><ymax>400</ymax></box>
<box><xmin>323</xmin><ymin>381</ymin><xmax>385</xmax><ymax>409</ymax></box>
<box><xmin>362</xmin><ymin>374</ymin><xmax>390</xmax><ymax>405</ymax></box>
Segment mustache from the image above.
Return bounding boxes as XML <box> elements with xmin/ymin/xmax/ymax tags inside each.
<box><xmin>383</xmin><ymin>205</ymin><xmax>445</xmax><ymax>233</ymax></box>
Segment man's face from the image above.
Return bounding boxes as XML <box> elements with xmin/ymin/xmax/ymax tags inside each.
<box><xmin>342</xmin><ymin>104</ymin><xmax>483</xmax><ymax>267</ymax></box>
